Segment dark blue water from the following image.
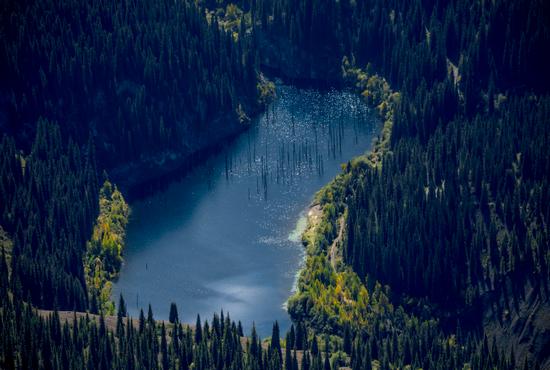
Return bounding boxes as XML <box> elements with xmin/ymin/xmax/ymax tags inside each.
<box><xmin>112</xmin><ymin>84</ymin><xmax>379</xmax><ymax>336</ymax></box>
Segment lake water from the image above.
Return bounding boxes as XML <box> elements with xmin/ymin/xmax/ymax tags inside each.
<box><xmin>112</xmin><ymin>84</ymin><xmax>379</xmax><ymax>337</ymax></box>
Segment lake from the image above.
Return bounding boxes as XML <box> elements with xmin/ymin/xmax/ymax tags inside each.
<box><xmin>112</xmin><ymin>84</ymin><xmax>379</xmax><ymax>337</ymax></box>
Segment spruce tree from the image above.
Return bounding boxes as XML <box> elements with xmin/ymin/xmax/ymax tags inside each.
<box><xmin>169</xmin><ymin>302</ymin><xmax>179</xmax><ymax>324</ymax></box>
<box><xmin>195</xmin><ymin>314</ymin><xmax>202</xmax><ymax>344</ymax></box>
<box><xmin>271</xmin><ymin>321</ymin><xmax>282</xmax><ymax>362</ymax></box>
<box><xmin>117</xmin><ymin>294</ymin><xmax>127</xmax><ymax>318</ymax></box>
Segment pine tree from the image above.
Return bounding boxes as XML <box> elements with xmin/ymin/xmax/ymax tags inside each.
<box><xmin>195</xmin><ymin>314</ymin><xmax>203</xmax><ymax>344</ymax></box>
<box><xmin>271</xmin><ymin>321</ymin><xmax>282</xmax><ymax>362</ymax></box>
<box><xmin>285</xmin><ymin>333</ymin><xmax>293</xmax><ymax>370</ymax></box>
<box><xmin>118</xmin><ymin>294</ymin><xmax>127</xmax><ymax>318</ymax></box>
<box><xmin>161</xmin><ymin>323</ymin><xmax>169</xmax><ymax>370</ymax></box>
<box><xmin>324</xmin><ymin>335</ymin><xmax>331</xmax><ymax>370</ymax></box>
<box><xmin>169</xmin><ymin>302</ymin><xmax>179</xmax><ymax>324</ymax></box>
<box><xmin>343</xmin><ymin>324</ymin><xmax>351</xmax><ymax>354</ymax></box>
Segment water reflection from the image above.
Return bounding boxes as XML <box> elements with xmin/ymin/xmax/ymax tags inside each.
<box><xmin>112</xmin><ymin>84</ymin><xmax>379</xmax><ymax>336</ymax></box>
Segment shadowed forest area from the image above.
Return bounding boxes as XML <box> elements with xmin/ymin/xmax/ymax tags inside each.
<box><xmin>1</xmin><ymin>0</ymin><xmax>549</xmax><ymax>368</ymax></box>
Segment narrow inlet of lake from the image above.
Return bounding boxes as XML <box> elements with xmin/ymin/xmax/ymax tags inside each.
<box><xmin>112</xmin><ymin>84</ymin><xmax>379</xmax><ymax>337</ymax></box>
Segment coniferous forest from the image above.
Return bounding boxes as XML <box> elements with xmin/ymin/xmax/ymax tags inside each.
<box><xmin>1</xmin><ymin>0</ymin><xmax>549</xmax><ymax>369</ymax></box>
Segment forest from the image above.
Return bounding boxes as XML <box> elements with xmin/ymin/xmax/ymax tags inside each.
<box><xmin>1</xmin><ymin>0</ymin><xmax>549</xmax><ymax>368</ymax></box>
<box><xmin>0</xmin><ymin>0</ymin><xmax>260</xmax><ymax>166</ymax></box>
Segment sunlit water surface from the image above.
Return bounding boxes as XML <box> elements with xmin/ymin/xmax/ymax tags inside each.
<box><xmin>113</xmin><ymin>85</ymin><xmax>379</xmax><ymax>336</ymax></box>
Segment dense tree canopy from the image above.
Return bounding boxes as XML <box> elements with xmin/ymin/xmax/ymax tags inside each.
<box><xmin>1</xmin><ymin>0</ymin><xmax>549</xmax><ymax>368</ymax></box>
<box><xmin>246</xmin><ymin>0</ymin><xmax>550</xmax><ymax>366</ymax></box>
<box><xmin>1</xmin><ymin>120</ymin><xmax>98</xmax><ymax>310</ymax></box>
<box><xmin>0</xmin><ymin>0</ymin><xmax>260</xmax><ymax>165</ymax></box>
<box><xmin>0</xmin><ymin>0</ymin><xmax>262</xmax><ymax>311</ymax></box>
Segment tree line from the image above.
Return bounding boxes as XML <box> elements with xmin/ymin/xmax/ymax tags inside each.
<box><xmin>1</xmin><ymin>0</ymin><xmax>549</xmax><ymax>368</ymax></box>
<box><xmin>0</xmin><ymin>0</ymin><xmax>262</xmax><ymax>313</ymax></box>
<box><xmin>0</xmin><ymin>271</ymin><xmax>517</xmax><ymax>370</ymax></box>
<box><xmin>0</xmin><ymin>0</ymin><xmax>260</xmax><ymax>166</ymax></box>
<box><xmin>233</xmin><ymin>0</ymin><xmax>550</xmax><ymax>366</ymax></box>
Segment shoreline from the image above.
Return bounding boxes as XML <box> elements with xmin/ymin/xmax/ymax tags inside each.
<box><xmin>101</xmin><ymin>93</ymin><xmax>270</xmax><ymax>309</ymax></box>
<box><xmin>109</xmin><ymin>113</ymin><xmax>254</xmax><ymax>200</ymax></box>
<box><xmin>285</xmin><ymin>61</ymin><xmax>396</xmax><ymax>331</ymax></box>
<box><xmin>108</xmin><ymin>77</ymin><xmax>277</xmax><ymax>201</ymax></box>
<box><xmin>283</xmin><ymin>208</ymin><xmax>318</xmax><ymax>311</ymax></box>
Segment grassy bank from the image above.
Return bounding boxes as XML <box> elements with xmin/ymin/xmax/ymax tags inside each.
<box><xmin>84</xmin><ymin>180</ymin><xmax>130</xmax><ymax>314</ymax></box>
<box><xmin>287</xmin><ymin>57</ymin><xmax>398</xmax><ymax>334</ymax></box>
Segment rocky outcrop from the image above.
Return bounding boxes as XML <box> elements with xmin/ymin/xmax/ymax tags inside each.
<box><xmin>484</xmin><ymin>284</ymin><xmax>550</xmax><ymax>369</ymax></box>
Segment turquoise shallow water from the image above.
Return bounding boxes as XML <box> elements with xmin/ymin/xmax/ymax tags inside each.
<box><xmin>112</xmin><ymin>84</ymin><xmax>379</xmax><ymax>336</ymax></box>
